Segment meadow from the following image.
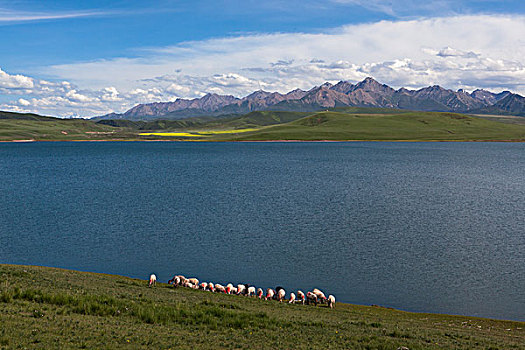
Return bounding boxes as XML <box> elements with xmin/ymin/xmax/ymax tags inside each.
<box><xmin>0</xmin><ymin>264</ymin><xmax>523</xmax><ymax>349</ymax></box>
<box><xmin>2</xmin><ymin>109</ymin><xmax>525</xmax><ymax>142</ymax></box>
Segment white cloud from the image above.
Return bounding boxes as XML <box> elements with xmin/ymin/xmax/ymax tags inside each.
<box><xmin>0</xmin><ymin>9</ymin><xmax>109</xmax><ymax>23</ymax></box>
<box><xmin>1</xmin><ymin>15</ymin><xmax>524</xmax><ymax>117</ymax></box>
<box><xmin>0</xmin><ymin>68</ymin><xmax>34</xmax><ymax>89</ymax></box>
<box><xmin>17</xmin><ymin>98</ymin><xmax>31</xmax><ymax>106</ymax></box>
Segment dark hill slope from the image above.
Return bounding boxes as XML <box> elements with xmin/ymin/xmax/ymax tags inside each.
<box><xmin>0</xmin><ymin>111</ymin><xmax>55</xmax><ymax>121</ymax></box>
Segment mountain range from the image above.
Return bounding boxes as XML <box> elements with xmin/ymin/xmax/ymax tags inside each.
<box><xmin>95</xmin><ymin>77</ymin><xmax>525</xmax><ymax>120</ymax></box>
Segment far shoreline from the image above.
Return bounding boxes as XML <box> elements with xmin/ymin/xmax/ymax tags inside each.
<box><xmin>2</xmin><ymin>138</ymin><xmax>525</xmax><ymax>143</ymax></box>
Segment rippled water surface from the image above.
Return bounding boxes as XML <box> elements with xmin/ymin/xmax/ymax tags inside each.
<box><xmin>1</xmin><ymin>141</ymin><xmax>523</xmax><ymax>321</ymax></box>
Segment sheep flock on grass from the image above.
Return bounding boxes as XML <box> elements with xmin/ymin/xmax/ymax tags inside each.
<box><xmin>147</xmin><ymin>273</ymin><xmax>336</xmax><ymax>309</ymax></box>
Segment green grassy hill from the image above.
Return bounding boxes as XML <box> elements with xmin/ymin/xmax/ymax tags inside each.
<box><xmin>1</xmin><ymin>109</ymin><xmax>525</xmax><ymax>141</ymax></box>
<box><xmin>0</xmin><ymin>265</ymin><xmax>523</xmax><ymax>349</ymax></box>
<box><xmin>228</xmin><ymin>111</ymin><xmax>525</xmax><ymax>141</ymax></box>
<box><xmin>96</xmin><ymin>111</ymin><xmax>310</xmax><ymax>131</ymax></box>
<box><xmin>0</xmin><ymin>116</ymin><xmax>119</xmax><ymax>141</ymax></box>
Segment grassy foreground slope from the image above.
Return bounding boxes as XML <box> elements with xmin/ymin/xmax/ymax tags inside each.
<box><xmin>0</xmin><ymin>118</ymin><xmax>118</xmax><ymax>141</ymax></box>
<box><xmin>229</xmin><ymin>111</ymin><xmax>525</xmax><ymax>141</ymax></box>
<box><xmin>0</xmin><ymin>265</ymin><xmax>523</xmax><ymax>349</ymax></box>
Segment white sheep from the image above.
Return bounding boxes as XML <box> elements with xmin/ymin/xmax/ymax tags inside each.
<box><xmin>297</xmin><ymin>290</ymin><xmax>305</xmax><ymax>304</ymax></box>
<box><xmin>226</xmin><ymin>283</ymin><xmax>234</xmax><ymax>294</ymax></box>
<box><xmin>237</xmin><ymin>284</ymin><xmax>246</xmax><ymax>295</ymax></box>
<box><xmin>168</xmin><ymin>276</ymin><xmax>180</xmax><ymax>286</ymax></box>
<box><xmin>247</xmin><ymin>286</ymin><xmax>256</xmax><ymax>296</ymax></box>
<box><xmin>257</xmin><ymin>288</ymin><xmax>264</xmax><ymax>299</ymax></box>
<box><xmin>289</xmin><ymin>292</ymin><xmax>296</xmax><ymax>304</ymax></box>
<box><xmin>200</xmin><ymin>282</ymin><xmax>208</xmax><ymax>290</ymax></box>
<box><xmin>277</xmin><ymin>288</ymin><xmax>286</xmax><ymax>302</ymax></box>
<box><xmin>327</xmin><ymin>295</ymin><xmax>336</xmax><ymax>309</ymax></box>
<box><xmin>188</xmin><ymin>278</ymin><xmax>199</xmax><ymax>286</ymax></box>
<box><xmin>149</xmin><ymin>274</ymin><xmax>157</xmax><ymax>287</ymax></box>
<box><xmin>312</xmin><ymin>288</ymin><xmax>327</xmax><ymax>303</ymax></box>
<box><xmin>266</xmin><ymin>288</ymin><xmax>275</xmax><ymax>300</ymax></box>
<box><xmin>214</xmin><ymin>284</ymin><xmax>226</xmax><ymax>293</ymax></box>
<box><xmin>306</xmin><ymin>291</ymin><xmax>318</xmax><ymax>306</ymax></box>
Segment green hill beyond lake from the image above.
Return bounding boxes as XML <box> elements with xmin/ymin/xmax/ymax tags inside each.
<box><xmin>1</xmin><ymin>109</ymin><xmax>525</xmax><ymax>141</ymax></box>
<box><xmin>0</xmin><ymin>265</ymin><xmax>523</xmax><ymax>349</ymax></box>
<box><xmin>228</xmin><ymin>111</ymin><xmax>525</xmax><ymax>141</ymax></box>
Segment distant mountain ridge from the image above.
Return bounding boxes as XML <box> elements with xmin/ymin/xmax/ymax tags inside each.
<box><xmin>95</xmin><ymin>77</ymin><xmax>525</xmax><ymax>120</ymax></box>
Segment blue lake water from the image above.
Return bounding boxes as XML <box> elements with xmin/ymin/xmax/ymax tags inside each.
<box><xmin>0</xmin><ymin>141</ymin><xmax>524</xmax><ymax>321</ymax></box>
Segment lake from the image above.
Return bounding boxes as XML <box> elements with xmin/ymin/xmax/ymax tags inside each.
<box><xmin>0</xmin><ymin>141</ymin><xmax>523</xmax><ymax>321</ymax></box>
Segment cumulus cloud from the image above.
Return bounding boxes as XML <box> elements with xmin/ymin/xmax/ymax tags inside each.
<box><xmin>0</xmin><ymin>68</ymin><xmax>34</xmax><ymax>89</ymax></box>
<box><xmin>1</xmin><ymin>14</ymin><xmax>524</xmax><ymax>117</ymax></box>
<box><xmin>17</xmin><ymin>98</ymin><xmax>31</xmax><ymax>106</ymax></box>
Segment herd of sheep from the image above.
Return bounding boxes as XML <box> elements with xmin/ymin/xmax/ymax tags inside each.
<box><xmin>148</xmin><ymin>273</ymin><xmax>336</xmax><ymax>308</ymax></box>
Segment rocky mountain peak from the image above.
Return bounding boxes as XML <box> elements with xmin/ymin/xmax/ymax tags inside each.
<box><xmin>354</xmin><ymin>77</ymin><xmax>394</xmax><ymax>94</ymax></box>
<box><xmin>95</xmin><ymin>78</ymin><xmax>525</xmax><ymax>120</ymax></box>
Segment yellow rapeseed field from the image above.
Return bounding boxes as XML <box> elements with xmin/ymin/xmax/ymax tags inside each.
<box><xmin>138</xmin><ymin>132</ymin><xmax>206</xmax><ymax>137</ymax></box>
<box><xmin>197</xmin><ymin>128</ymin><xmax>259</xmax><ymax>134</ymax></box>
<box><xmin>139</xmin><ymin>128</ymin><xmax>259</xmax><ymax>137</ymax></box>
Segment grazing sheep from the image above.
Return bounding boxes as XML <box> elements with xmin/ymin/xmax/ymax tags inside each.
<box><xmin>312</xmin><ymin>288</ymin><xmax>327</xmax><ymax>303</ymax></box>
<box><xmin>200</xmin><ymin>282</ymin><xmax>208</xmax><ymax>290</ymax></box>
<box><xmin>257</xmin><ymin>288</ymin><xmax>264</xmax><ymax>299</ymax></box>
<box><xmin>188</xmin><ymin>278</ymin><xmax>199</xmax><ymax>286</ymax></box>
<box><xmin>149</xmin><ymin>274</ymin><xmax>157</xmax><ymax>287</ymax></box>
<box><xmin>237</xmin><ymin>284</ymin><xmax>246</xmax><ymax>295</ymax></box>
<box><xmin>277</xmin><ymin>288</ymin><xmax>286</xmax><ymax>302</ymax></box>
<box><xmin>306</xmin><ymin>291</ymin><xmax>318</xmax><ymax>306</ymax></box>
<box><xmin>297</xmin><ymin>290</ymin><xmax>305</xmax><ymax>304</ymax></box>
<box><xmin>289</xmin><ymin>292</ymin><xmax>296</xmax><ymax>304</ymax></box>
<box><xmin>247</xmin><ymin>286</ymin><xmax>256</xmax><ymax>297</ymax></box>
<box><xmin>327</xmin><ymin>295</ymin><xmax>336</xmax><ymax>309</ymax></box>
<box><xmin>208</xmin><ymin>283</ymin><xmax>215</xmax><ymax>292</ymax></box>
<box><xmin>225</xmin><ymin>283</ymin><xmax>234</xmax><ymax>294</ymax></box>
<box><xmin>266</xmin><ymin>288</ymin><xmax>275</xmax><ymax>300</ymax></box>
<box><xmin>168</xmin><ymin>276</ymin><xmax>180</xmax><ymax>286</ymax></box>
<box><xmin>175</xmin><ymin>275</ymin><xmax>187</xmax><ymax>286</ymax></box>
<box><xmin>214</xmin><ymin>284</ymin><xmax>226</xmax><ymax>293</ymax></box>
<box><xmin>230</xmin><ymin>287</ymin><xmax>238</xmax><ymax>294</ymax></box>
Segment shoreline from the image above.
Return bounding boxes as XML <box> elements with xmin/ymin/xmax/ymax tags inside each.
<box><xmin>2</xmin><ymin>138</ymin><xmax>525</xmax><ymax>143</ymax></box>
<box><xmin>2</xmin><ymin>263</ymin><xmax>523</xmax><ymax>323</ymax></box>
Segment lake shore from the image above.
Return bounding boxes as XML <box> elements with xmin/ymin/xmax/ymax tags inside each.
<box><xmin>1</xmin><ymin>264</ymin><xmax>523</xmax><ymax>349</ymax></box>
<box><xmin>2</xmin><ymin>138</ymin><xmax>525</xmax><ymax>142</ymax></box>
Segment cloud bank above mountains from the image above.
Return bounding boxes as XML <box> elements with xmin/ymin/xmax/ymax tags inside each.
<box><xmin>1</xmin><ymin>14</ymin><xmax>524</xmax><ymax>117</ymax></box>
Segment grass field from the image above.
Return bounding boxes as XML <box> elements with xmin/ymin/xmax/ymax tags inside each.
<box><xmin>0</xmin><ymin>265</ymin><xmax>523</xmax><ymax>349</ymax></box>
<box><xmin>227</xmin><ymin>111</ymin><xmax>525</xmax><ymax>141</ymax></box>
<box><xmin>1</xmin><ymin>109</ymin><xmax>525</xmax><ymax>142</ymax></box>
<box><xmin>0</xmin><ymin>119</ymin><xmax>119</xmax><ymax>141</ymax></box>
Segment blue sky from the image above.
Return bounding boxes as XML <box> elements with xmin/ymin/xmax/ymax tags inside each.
<box><xmin>1</xmin><ymin>0</ymin><xmax>524</xmax><ymax>116</ymax></box>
